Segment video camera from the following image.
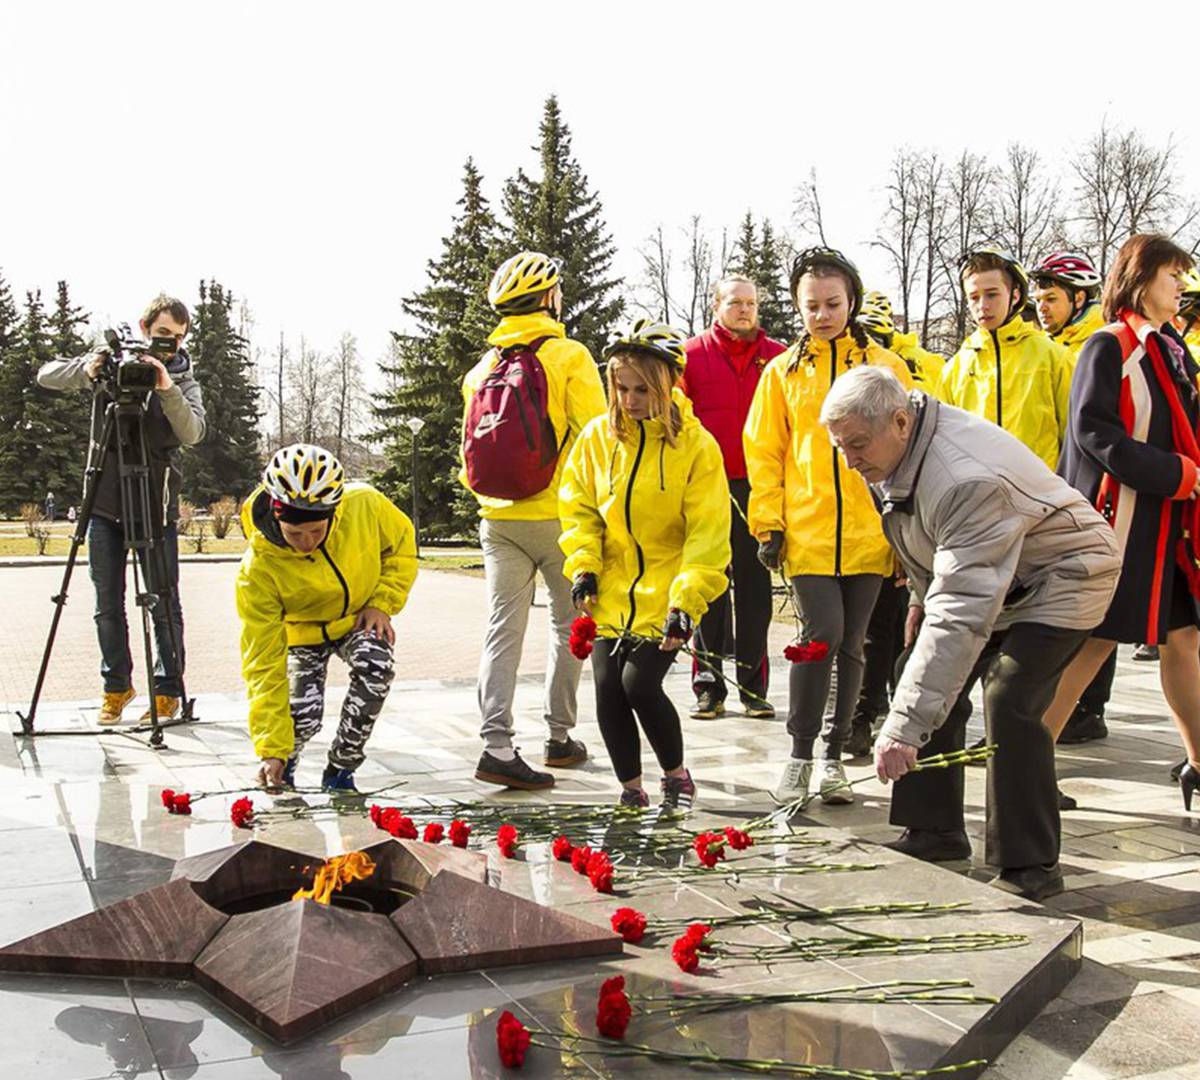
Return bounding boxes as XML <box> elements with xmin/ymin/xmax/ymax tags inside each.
<box><xmin>99</xmin><ymin>324</ymin><xmax>177</xmax><ymax>394</ymax></box>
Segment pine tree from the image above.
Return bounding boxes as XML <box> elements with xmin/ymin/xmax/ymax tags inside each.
<box><xmin>0</xmin><ymin>271</ymin><xmax>24</xmax><ymax>512</ymax></box>
<box><xmin>729</xmin><ymin>212</ymin><xmax>758</xmax><ymax>277</ymax></box>
<box><xmin>44</xmin><ymin>281</ymin><xmax>94</xmax><ymax>502</ymax></box>
<box><xmin>180</xmin><ymin>280</ymin><xmax>261</xmax><ymax>504</ymax></box>
<box><xmin>373</xmin><ymin>158</ymin><xmax>499</xmax><ymax>537</ymax></box>
<box><xmin>755</xmin><ymin>220</ymin><xmax>797</xmax><ymax>343</ymax></box>
<box><xmin>502</xmin><ymin>95</ymin><xmax>623</xmax><ymax>358</ymax></box>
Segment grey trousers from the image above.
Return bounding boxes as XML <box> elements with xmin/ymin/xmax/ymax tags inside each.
<box><xmin>788</xmin><ymin>574</ymin><xmax>883</xmax><ymax>759</ymax></box>
<box><xmin>478</xmin><ymin>518</ymin><xmax>581</xmax><ymax>751</ymax></box>
<box><xmin>288</xmin><ymin>628</ymin><xmax>395</xmax><ymax>770</ymax></box>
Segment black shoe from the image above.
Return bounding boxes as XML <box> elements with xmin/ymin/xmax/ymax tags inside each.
<box><xmin>741</xmin><ymin>699</ymin><xmax>776</xmax><ymax>720</ymax></box>
<box><xmin>994</xmin><ymin>863</ymin><xmax>1064</xmax><ymax>902</ymax></box>
<box><xmin>690</xmin><ymin>690</ymin><xmax>726</xmax><ymax>720</ymax></box>
<box><xmin>321</xmin><ymin>765</ymin><xmax>358</xmax><ymax>793</ymax></box>
<box><xmin>883</xmin><ymin>827</ymin><xmax>971</xmax><ymax>862</ymax></box>
<box><xmin>1171</xmin><ymin>759</ymin><xmax>1187</xmax><ymax>783</ymax></box>
<box><xmin>544</xmin><ymin>736</ymin><xmax>588</xmax><ymax>767</ymax></box>
<box><xmin>1059</xmin><ymin>710</ymin><xmax>1108</xmax><ymax>745</ymax></box>
<box><xmin>1058</xmin><ymin>788</ymin><xmax>1078</xmax><ymax>811</ymax></box>
<box><xmin>475</xmin><ymin>750</ymin><xmax>555</xmax><ymax>791</ymax></box>
<box><xmin>1132</xmin><ymin>644</ymin><xmax>1159</xmax><ymax>662</ymax></box>
<box><xmin>660</xmin><ymin>769</ymin><xmax>696</xmax><ymax>817</ymax></box>
<box><xmin>846</xmin><ymin>721</ymin><xmax>874</xmax><ymax>758</ymax></box>
<box><xmin>966</xmin><ymin>736</ymin><xmax>988</xmax><ymax>765</ymax></box>
<box><xmin>1181</xmin><ymin>763</ymin><xmax>1200</xmax><ymax>812</ymax></box>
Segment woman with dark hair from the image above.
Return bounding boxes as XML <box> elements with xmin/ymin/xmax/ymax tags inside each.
<box><xmin>744</xmin><ymin>247</ymin><xmax>912</xmax><ymax>807</ymax></box>
<box><xmin>1047</xmin><ymin>233</ymin><xmax>1200</xmax><ymax>807</ymax></box>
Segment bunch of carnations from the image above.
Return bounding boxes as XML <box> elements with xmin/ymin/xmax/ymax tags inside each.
<box><xmin>569</xmin><ymin>615</ymin><xmax>597</xmax><ymax>660</ymax></box>
<box><xmin>160</xmin><ymin>789</ymin><xmax>192</xmax><ymax>815</ymax></box>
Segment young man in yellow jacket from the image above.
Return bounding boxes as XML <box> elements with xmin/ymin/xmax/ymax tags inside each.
<box><xmin>1031</xmin><ymin>252</ymin><xmax>1105</xmax><ymax>367</ymax></box>
<box><xmin>940</xmin><ymin>249</ymin><xmax>1072</xmax><ymax>471</ymax></box>
<box><xmin>461</xmin><ymin>252</ymin><xmax>608</xmax><ymax>790</ymax></box>
<box><xmin>236</xmin><ymin>445</ymin><xmax>417</xmax><ymax>792</ymax></box>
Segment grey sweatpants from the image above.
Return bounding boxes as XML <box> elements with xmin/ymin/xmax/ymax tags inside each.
<box><xmin>788</xmin><ymin>574</ymin><xmax>882</xmax><ymax>759</ymax></box>
<box><xmin>478</xmin><ymin>518</ymin><xmax>581</xmax><ymax>751</ymax></box>
<box><xmin>288</xmin><ymin>628</ymin><xmax>395</xmax><ymax>770</ymax></box>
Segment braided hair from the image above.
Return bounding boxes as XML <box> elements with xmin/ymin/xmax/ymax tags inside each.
<box><xmin>788</xmin><ymin>265</ymin><xmax>870</xmax><ymax>372</ymax></box>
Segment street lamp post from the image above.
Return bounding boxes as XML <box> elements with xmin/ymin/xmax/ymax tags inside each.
<box><xmin>405</xmin><ymin>416</ymin><xmax>426</xmax><ymax>553</ymax></box>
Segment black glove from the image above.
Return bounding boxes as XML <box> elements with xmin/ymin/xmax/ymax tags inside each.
<box><xmin>662</xmin><ymin>608</ymin><xmax>694</xmax><ymax>643</ymax></box>
<box><xmin>757</xmin><ymin>531</ymin><xmax>784</xmax><ymax>571</ymax></box>
<box><xmin>571</xmin><ymin>572</ymin><xmax>598</xmax><ymax>610</ymax></box>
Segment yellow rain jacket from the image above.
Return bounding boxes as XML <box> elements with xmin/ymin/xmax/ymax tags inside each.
<box><xmin>1186</xmin><ymin>328</ymin><xmax>1200</xmax><ymax>367</ymax></box>
<box><xmin>460</xmin><ymin>311</ymin><xmax>607</xmax><ymax>521</ymax></box>
<box><xmin>559</xmin><ymin>390</ymin><xmax>731</xmax><ymax>638</ymax></box>
<box><xmin>1053</xmin><ymin>302</ymin><xmax>1105</xmax><ymax>368</ymax></box>
<box><xmin>743</xmin><ymin>331</ymin><xmax>912</xmax><ymax>578</ymax></box>
<box><xmin>890</xmin><ymin>331</ymin><xmax>945</xmax><ymax>395</ymax></box>
<box><xmin>940</xmin><ymin>315</ymin><xmax>1072</xmax><ymax>470</ymax></box>
<box><xmin>236</xmin><ymin>483</ymin><xmax>417</xmax><ymax>760</ymax></box>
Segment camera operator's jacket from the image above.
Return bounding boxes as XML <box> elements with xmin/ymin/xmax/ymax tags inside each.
<box><xmin>236</xmin><ymin>483</ymin><xmax>417</xmax><ymax>760</ymax></box>
<box><xmin>36</xmin><ymin>351</ymin><xmax>206</xmax><ymax>523</ymax></box>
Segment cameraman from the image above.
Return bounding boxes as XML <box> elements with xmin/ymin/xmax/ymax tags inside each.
<box><xmin>36</xmin><ymin>293</ymin><xmax>207</xmax><ymax>726</ymax></box>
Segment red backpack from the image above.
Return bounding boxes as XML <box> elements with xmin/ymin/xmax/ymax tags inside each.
<box><xmin>463</xmin><ymin>336</ymin><xmax>561</xmax><ymax>500</ymax></box>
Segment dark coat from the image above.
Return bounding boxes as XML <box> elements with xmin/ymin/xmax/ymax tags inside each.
<box><xmin>1057</xmin><ymin>318</ymin><xmax>1200</xmax><ymax>644</ymax></box>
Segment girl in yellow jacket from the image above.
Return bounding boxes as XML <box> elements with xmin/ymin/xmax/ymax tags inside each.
<box><xmin>559</xmin><ymin>320</ymin><xmax>731</xmax><ymax>813</ymax></box>
<box><xmin>744</xmin><ymin>248</ymin><xmax>912</xmax><ymax>808</ymax></box>
<box><xmin>236</xmin><ymin>444</ymin><xmax>417</xmax><ymax>793</ymax></box>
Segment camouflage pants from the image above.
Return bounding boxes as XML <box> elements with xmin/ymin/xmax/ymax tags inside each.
<box><xmin>287</xmin><ymin>628</ymin><xmax>395</xmax><ymax>770</ymax></box>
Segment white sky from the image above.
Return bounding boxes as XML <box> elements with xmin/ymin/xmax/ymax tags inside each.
<box><xmin>3</xmin><ymin>0</ymin><xmax>1199</xmax><ymax>373</ymax></box>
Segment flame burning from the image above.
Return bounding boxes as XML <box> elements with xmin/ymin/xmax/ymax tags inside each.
<box><xmin>292</xmin><ymin>851</ymin><xmax>376</xmax><ymax>905</ymax></box>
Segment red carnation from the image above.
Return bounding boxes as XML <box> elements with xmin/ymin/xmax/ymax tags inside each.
<box><xmin>368</xmin><ymin>804</ymin><xmax>383</xmax><ymax>827</ymax></box>
<box><xmin>382</xmin><ymin>810</ymin><xmax>417</xmax><ymax>840</ymax></box>
<box><xmin>496</xmin><ymin>1009</ymin><xmax>531</xmax><ymax>1068</ymax></box>
<box><xmin>610</xmin><ymin>907</ymin><xmax>647</xmax><ymax>944</ymax></box>
<box><xmin>784</xmin><ymin>640</ymin><xmax>830</xmax><ymax>663</ymax></box>
<box><xmin>422</xmin><ymin>822</ymin><xmax>444</xmax><ymax>844</ymax></box>
<box><xmin>586</xmin><ymin>850</ymin><xmax>614</xmax><ymax>893</ymax></box>
<box><xmin>671</xmin><ymin>934</ymin><xmax>700</xmax><ymax>973</ymax></box>
<box><xmin>170</xmin><ymin>793</ymin><xmax>192</xmax><ymax>815</ymax></box>
<box><xmin>595</xmin><ymin>980</ymin><xmax>631</xmax><ymax>1040</ymax></box>
<box><xmin>685</xmin><ymin>922</ymin><xmax>713</xmax><ymax>949</ymax></box>
<box><xmin>160</xmin><ymin>788</ymin><xmax>175</xmax><ymax>808</ymax></box>
<box><xmin>551</xmin><ymin>835</ymin><xmax>573</xmax><ymax>861</ymax></box>
<box><xmin>723</xmin><ymin>826</ymin><xmax>754</xmax><ymax>851</ymax></box>
<box><xmin>570</xmin><ymin>845</ymin><xmax>592</xmax><ymax>874</ymax></box>
<box><xmin>569</xmin><ymin>614</ymin><xmax>598</xmax><ymax>660</ymax></box>
<box><xmin>230</xmin><ymin>796</ymin><xmax>254</xmax><ymax>829</ymax></box>
<box><xmin>497</xmin><ymin>823</ymin><xmax>519</xmax><ymax>858</ymax></box>
<box><xmin>449</xmin><ymin>819</ymin><xmax>471</xmax><ymax>848</ymax></box>
<box><xmin>692</xmin><ymin>831</ymin><xmax>726</xmax><ymax>868</ymax></box>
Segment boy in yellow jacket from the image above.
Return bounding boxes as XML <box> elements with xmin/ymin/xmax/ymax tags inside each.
<box><xmin>461</xmin><ymin>252</ymin><xmax>608</xmax><ymax>791</ymax></box>
<box><xmin>236</xmin><ymin>445</ymin><xmax>417</xmax><ymax>792</ymax></box>
<box><xmin>940</xmin><ymin>249</ymin><xmax>1072</xmax><ymax>470</ymax></box>
<box><xmin>1031</xmin><ymin>251</ymin><xmax>1105</xmax><ymax>366</ymax></box>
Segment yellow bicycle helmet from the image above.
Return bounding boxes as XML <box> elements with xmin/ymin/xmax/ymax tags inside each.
<box><xmin>603</xmin><ymin>317</ymin><xmax>688</xmax><ymax>370</ymax></box>
<box><xmin>487</xmin><ymin>251</ymin><xmax>561</xmax><ymax>314</ymax></box>
<box><xmin>858</xmin><ymin>290</ymin><xmax>896</xmax><ymax>337</ymax></box>
<box><xmin>959</xmin><ymin>247</ymin><xmax>1030</xmax><ymax>308</ymax></box>
<box><xmin>1180</xmin><ymin>267</ymin><xmax>1200</xmax><ymax>314</ymax></box>
<box><xmin>263</xmin><ymin>444</ymin><xmax>345</xmax><ymax>512</ymax></box>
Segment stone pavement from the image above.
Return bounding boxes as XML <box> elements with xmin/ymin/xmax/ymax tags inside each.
<box><xmin>1</xmin><ymin>562</ymin><xmax>1200</xmax><ymax>1078</ymax></box>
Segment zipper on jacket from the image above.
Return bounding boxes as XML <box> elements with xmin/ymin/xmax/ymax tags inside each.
<box><xmin>830</xmin><ymin>340</ymin><xmax>844</xmax><ymax>575</ymax></box>
<box><xmin>318</xmin><ymin>541</ymin><xmax>351</xmax><ymax>641</ymax></box>
<box><xmin>624</xmin><ymin>424</ymin><xmax>648</xmax><ymax>632</ymax></box>
<box><xmin>658</xmin><ymin>439</ymin><xmax>665</xmax><ymax>491</ymax></box>
<box><xmin>990</xmin><ymin>329</ymin><xmax>1003</xmax><ymax>429</ymax></box>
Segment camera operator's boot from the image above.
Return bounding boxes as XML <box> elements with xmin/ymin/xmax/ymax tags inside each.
<box><xmin>137</xmin><ymin>696</ymin><xmax>180</xmax><ymax>724</ymax></box>
<box><xmin>97</xmin><ymin>688</ymin><xmax>136</xmax><ymax>726</ymax></box>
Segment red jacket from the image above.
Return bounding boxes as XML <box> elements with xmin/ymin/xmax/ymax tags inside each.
<box><xmin>680</xmin><ymin>323</ymin><xmax>787</xmax><ymax>479</ymax></box>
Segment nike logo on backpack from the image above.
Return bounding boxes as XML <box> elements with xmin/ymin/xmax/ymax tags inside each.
<box><xmin>474</xmin><ymin>413</ymin><xmax>507</xmax><ymax>438</ymax></box>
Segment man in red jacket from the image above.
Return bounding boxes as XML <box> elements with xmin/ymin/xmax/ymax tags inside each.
<box><xmin>680</xmin><ymin>275</ymin><xmax>787</xmax><ymax>718</ymax></box>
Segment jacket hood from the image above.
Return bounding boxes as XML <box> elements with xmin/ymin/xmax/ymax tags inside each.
<box><xmin>242</xmin><ymin>486</ymin><xmax>343</xmax><ymax>557</ymax></box>
<box><xmin>1055</xmin><ymin>302</ymin><xmax>1104</xmax><ymax>348</ymax></box>
<box><xmin>487</xmin><ymin>311</ymin><xmax>567</xmax><ymax>349</ymax></box>
<box><xmin>629</xmin><ymin>387</ymin><xmax>700</xmax><ymax>442</ymax></box>
<box><xmin>962</xmin><ymin>314</ymin><xmax>1042</xmax><ymax>354</ymax></box>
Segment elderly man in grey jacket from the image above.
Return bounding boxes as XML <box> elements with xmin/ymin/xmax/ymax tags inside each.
<box><xmin>38</xmin><ymin>294</ymin><xmax>206</xmax><ymax>728</ymax></box>
<box><xmin>820</xmin><ymin>367</ymin><xmax>1120</xmax><ymax>901</ymax></box>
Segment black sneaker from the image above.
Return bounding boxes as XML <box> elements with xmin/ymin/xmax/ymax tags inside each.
<box><xmin>1059</xmin><ymin>710</ymin><xmax>1108</xmax><ymax>745</ymax></box>
<box><xmin>544</xmin><ymin>736</ymin><xmax>588</xmax><ymax>767</ymax></box>
<box><xmin>475</xmin><ymin>749</ymin><xmax>555</xmax><ymax>791</ymax></box>
<box><xmin>1132</xmin><ymin>644</ymin><xmax>1159</xmax><ymax>662</ymax></box>
<box><xmin>690</xmin><ymin>690</ymin><xmax>725</xmax><ymax>720</ymax></box>
<box><xmin>619</xmin><ymin>787</ymin><xmax>650</xmax><ymax>808</ymax></box>
<box><xmin>660</xmin><ymin>769</ymin><xmax>696</xmax><ymax>816</ymax></box>
<box><xmin>846</xmin><ymin>721</ymin><xmax>874</xmax><ymax>758</ymax></box>
<box><xmin>741</xmin><ymin>697</ymin><xmax>776</xmax><ymax>719</ymax></box>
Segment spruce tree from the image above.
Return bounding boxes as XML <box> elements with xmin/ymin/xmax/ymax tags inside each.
<box><xmin>0</xmin><ymin>271</ymin><xmax>24</xmax><ymax>512</ymax></box>
<box><xmin>180</xmin><ymin>280</ymin><xmax>261</xmax><ymax>504</ymax></box>
<box><xmin>501</xmin><ymin>95</ymin><xmax>623</xmax><ymax>359</ymax></box>
<box><xmin>45</xmin><ymin>281</ymin><xmax>94</xmax><ymax>501</ymax></box>
<box><xmin>373</xmin><ymin>158</ymin><xmax>499</xmax><ymax>537</ymax></box>
<box><xmin>755</xmin><ymin>220</ymin><xmax>797</xmax><ymax>343</ymax></box>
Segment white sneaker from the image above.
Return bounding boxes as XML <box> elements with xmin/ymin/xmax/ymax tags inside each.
<box><xmin>818</xmin><ymin>759</ymin><xmax>854</xmax><ymax>805</ymax></box>
<box><xmin>771</xmin><ymin>758</ymin><xmax>812</xmax><ymax>805</ymax></box>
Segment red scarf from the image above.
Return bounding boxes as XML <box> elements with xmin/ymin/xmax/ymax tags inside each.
<box><xmin>712</xmin><ymin>321</ymin><xmax>761</xmax><ymax>375</ymax></box>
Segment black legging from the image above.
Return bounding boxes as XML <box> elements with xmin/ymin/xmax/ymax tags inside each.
<box><xmin>592</xmin><ymin>638</ymin><xmax>682</xmax><ymax>783</ymax></box>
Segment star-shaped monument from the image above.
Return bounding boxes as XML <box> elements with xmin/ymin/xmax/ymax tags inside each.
<box><xmin>0</xmin><ymin>838</ymin><xmax>622</xmax><ymax>1042</ymax></box>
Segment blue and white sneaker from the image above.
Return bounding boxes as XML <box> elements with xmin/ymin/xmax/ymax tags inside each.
<box><xmin>321</xmin><ymin>765</ymin><xmax>359</xmax><ymax>793</ymax></box>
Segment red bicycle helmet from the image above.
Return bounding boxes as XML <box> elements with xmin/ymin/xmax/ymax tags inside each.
<box><xmin>1032</xmin><ymin>251</ymin><xmax>1102</xmax><ymax>292</ymax></box>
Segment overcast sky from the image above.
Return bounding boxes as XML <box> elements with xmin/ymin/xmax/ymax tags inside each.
<box><xmin>3</xmin><ymin>0</ymin><xmax>1198</xmax><ymax>371</ymax></box>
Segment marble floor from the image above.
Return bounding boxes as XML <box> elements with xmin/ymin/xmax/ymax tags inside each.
<box><xmin>3</xmin><ymin>633</ymin><xmax>1200</xmax><ymax>1078</ymax></box>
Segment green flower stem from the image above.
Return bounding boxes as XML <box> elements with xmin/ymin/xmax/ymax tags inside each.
<box><xmin>651</xmin><ymin>900</ymin><xmax>971</xmax><ymax>935</ymax></box>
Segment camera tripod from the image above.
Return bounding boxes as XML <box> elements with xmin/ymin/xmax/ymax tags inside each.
<box><xmin>17</xmin><ymin>382</ymin><xmax>197</xmax><ymax>747</ymax></box>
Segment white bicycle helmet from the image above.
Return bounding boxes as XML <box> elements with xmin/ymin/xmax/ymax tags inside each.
<box><xmin>263</xmin><ymin>444</ymin><xmax>345</xmax><ymax>511</ymax></box>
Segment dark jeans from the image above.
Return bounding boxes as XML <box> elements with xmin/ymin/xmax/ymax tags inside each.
<box><xmin>889</xmin><ymin>622</ymin><xmax>1088</xmax><ymax>870</ymax></box>
<box><xmin>692</xmin><ymin>478</ymin><xmax>773</xmax><ymax>705</ymax></box>
<box><xmin>87</xmin><ymin>515</ymin><xmax>184</xmax><ymax>697</ymax></box>
<box><xmin>593</xmin><ymin>638</ymin><xmax>681</xmax><ymax>783</ymax></box>
<box><xmin>852</xmin><ymin>577</ymin><xmax>907</xmax><ymax>726</ymax></box>
<box><xmin>1077</xmin><ymin>648</ymin><xmax>1117</xmax><ymax>716</ymax></box>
